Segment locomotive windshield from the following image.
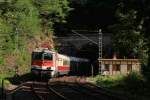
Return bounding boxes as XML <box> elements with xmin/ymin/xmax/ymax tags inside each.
<box><xmin>43</xmin><ymin>53</ymin><xmax>53</xmax><ymax>60</ymax></box>
<box><xmin>32</xmin><ymin>52</ymin><xmax>43</xmax><ymax>60</ymax></box>
<box><xmin>32</xmin><ymin>52</ymin><xmax>53</xmax><ymax>60</ymax></box>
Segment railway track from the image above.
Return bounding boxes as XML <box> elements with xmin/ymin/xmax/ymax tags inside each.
<box><xmin>83</xmin><ymin>83</ymin><xmax>128</xmax><ymax>100</ymax></box>
<box><xmin>30</xmin><ymin>81</ymin><xmax>69</xmax><ymax>100</ymax></box>
<box><xmin>75</xmin><ymin>83</ymin><xmax>127</xmax><ymax>100</ymax></box>
<box><xmin>49</xmin><ymin>81</ymin><xmax>127</xmax><ymax>100</ymax></box>
<box><xmin>6</xmin><ymin>76</ymin><xmax>128</xmax><ymax>100</ymax></box>
<box><xmin>49</xmin><ymin>82</ymin><xmax>96</xmax><ymax>100</ymax></box>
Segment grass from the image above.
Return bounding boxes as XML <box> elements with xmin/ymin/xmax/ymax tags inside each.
<box><xmin>89</xmin><ymin>74</ymin><xmax>125</xmax><ymax>87</ymax></box>
<box><xmin>0</xmin><ymin>72</ymin><xmax>15</xmax><ymax>88</ymax></box>
<box><xmin>88</xmin><ymin>72</ymin><xmax>150</xmax><ymax>100</ymax></box>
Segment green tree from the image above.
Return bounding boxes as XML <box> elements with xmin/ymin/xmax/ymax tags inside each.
<box><xmin>139</xmin><ymin>0</ymin><xmax>150</xmax><ymax>80</ymax></box>
<box><xmin>0</xmin><ymin>0</ymin><xmax>41</xmax><ymax>51</ymax></box>
<box><xmin>33</xmin><ymin>0</ymin><xmax>72</xmax><ymax>35</ymax></box>
<box><xmin>0</xmin><ymin>0</ymin><xmax>41</xmax><ymax>73</ymax></box>
<box><xmin>0</xmin><ymin>0</ymin><xmax>71</xmax><ymax>74</ymax></box>
<box><xmin>109</xmin><ymin>1</ymin><xmax>148</xmax><ymax>64</ymax></box>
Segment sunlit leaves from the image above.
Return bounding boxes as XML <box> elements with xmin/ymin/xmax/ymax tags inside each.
<box><xmin>0</xmin><ymin>0</ymin><xmax>71</xmax><ymax>70</ymax></box>
<box><xmin>33</xmin><ymin>0</ymin><xmax>71</xmax><ymax>33</ymax></box>
<box><xmin>0</xmin><ymin>0</ymin><xmax>41</xmax><ymax>68</ymax></box>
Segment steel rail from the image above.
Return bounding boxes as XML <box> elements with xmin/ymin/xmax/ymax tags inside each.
<box><xmin>84</xmin><ymin>83</ymin><xmax>128</xmax><ymax>100</ymax></box>
<box><xmin>47</xmin><ymin>83</ymin><xmax>70</xmax><ymax>100</ymax></box>
<box><xmin>48</xmin><ymin>82</ymin><xmax>98</xmax><ymax>100</ymax></box>
<box><xmin>77</xmin><ymin>83</ymin><xmax>128</xmax><ymax>100</ymax></box>
<box><xmin>30</xmin><ymin>81</ymin><xmax>44</xmax><ymax>100</ymax></box>
<box><xmin>58</xmin><ymin>81</ymin><xmax>126</xmax><ymax>100</ymax></box>
<box><xmin>7</xmin><ymin>81</ymin><xmax>32</xmax><ymax>94</ymax></box>
<box><xmin>31</xmin><ymin>81</ymin><xmax>69</xmax><ymax>100</ymax></box>
<box><xmin>65</xmin><ymin>84</ymin><xmax>102</xmax><ymax>100</ymax></box>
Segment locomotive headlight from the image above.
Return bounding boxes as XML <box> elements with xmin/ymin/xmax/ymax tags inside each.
<box><xmin>42</xmin><ymin>66</ymin><xmax>47</xmax><ymax>70</ymax></box>
<box><xmin>47</xmin><ymin>67</ymin><xmax>51</xmax><ymax>70</ymax></box>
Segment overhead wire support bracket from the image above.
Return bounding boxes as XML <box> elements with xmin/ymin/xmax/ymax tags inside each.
<box><xmin>71</xmin><ymin>30</ymin><xmax>98</xmax><ymax>45</ymax></box>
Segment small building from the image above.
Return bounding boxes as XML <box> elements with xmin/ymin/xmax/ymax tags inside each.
<box><xmin>99</xmin><ymin>59</ymin><xmax>141</xmax><ymax>75</ymax></box>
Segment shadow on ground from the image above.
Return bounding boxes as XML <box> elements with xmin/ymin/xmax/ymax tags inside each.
<box><xmin>5</xmin><ymin>73</ymin><xmax>33</xmax><ymax>85</ymax></box>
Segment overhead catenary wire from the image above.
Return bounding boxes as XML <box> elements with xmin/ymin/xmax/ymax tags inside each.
<box><xmin>71</xmin><ymin>30</ymin><xmax>98</xmax><ymax>45</ymax></box>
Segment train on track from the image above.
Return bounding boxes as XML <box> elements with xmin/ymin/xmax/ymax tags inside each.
<box><xmin>31</xmin><ymin>48</ymin><xmax>91</xmax><ymax>77</ymax></box>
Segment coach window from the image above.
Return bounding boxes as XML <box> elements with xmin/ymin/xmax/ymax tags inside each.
<box><xmin>63</xmin><ymin>60</ymin><xmax>69</xmax><ymax>65</ymax></box>
<box><xmin>58</xmin><ymin>59</ymin><xmax>63</xmax><ymax>66</ymax></box>
<box><xmin>43</xmin><ymin>53</ymin><xmax>53</xmax><ymax>60</ymax></box>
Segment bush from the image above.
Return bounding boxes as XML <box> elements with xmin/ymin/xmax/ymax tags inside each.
<box><xmin>0</xmin><ymin>72</ymin><xmax>15</xmax><ymax>87</ymax></box>
<box><xmin>89</xmin><ymin>74</ymin><xmax>125</xmax><ymax>87</ymax></box>
<box><xmin>0</xmin><ymin>56</ymin><xmax>4</xmax><ymax>65</ymax></box>
<box><xmin>122</xmin><ymin>72</ymin><xmax>145</xmax><ymax>92</ymax></box>
<box><xmin>89</xmin><ymin>72</ymin><xmax>145</xmax><ymax>90</ymax></box>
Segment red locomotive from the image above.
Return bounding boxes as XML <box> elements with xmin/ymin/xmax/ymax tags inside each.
<box><xmin>31</xmin><ymin>48</ymin><xmax>91</xmax><ymax>77</ymax></box>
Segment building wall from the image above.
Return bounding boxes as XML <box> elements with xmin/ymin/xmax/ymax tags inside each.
<box><xmin>100</xmin><ymin>59</ymin><xmax>141</xmax><ymax>75</ymax></box>
<box><xmin>121</xmin><ymin>65</ymin><xmax>127</xmax><ymax>74</ymax></box>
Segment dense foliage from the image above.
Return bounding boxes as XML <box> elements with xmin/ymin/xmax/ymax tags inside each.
<box><xmin>0</xmin><ymin>0</ymin><xmax>41</xmax><ymax>74</ymax></box>
<box><xmin>89</xmin><ymin>72</ymin><xmax>150</xmax><ymax>100</ymax></box>
<box><xmin>109</xmin><ymin>0</ymin><xmax>150</xmax><ymax>79</ymax></box>
<box><xmin>109</xmin><ymin>1</ymin><xmax>148</xmax><ymax>64</ymax></box>
<box><xmin>33</xmin><ymin>0</ymin><xmax>72</xmax><ymax>34</ymax></box>
<box><xmin>0</xmin><ymin>0</ymin><xmax>71</xmax><ymax>75</ymax></box>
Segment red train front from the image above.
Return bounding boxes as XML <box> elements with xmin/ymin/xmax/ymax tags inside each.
<box><xmin>31</xmin><ymin>48</ymin><xmax>56</xmax><ymax>77</ymax></box>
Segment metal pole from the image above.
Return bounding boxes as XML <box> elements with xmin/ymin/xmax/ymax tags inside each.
<box><xmin>2</xmin><ymin>79</ymin><xmax>4</xmax><ymax>100</ymax></box>
<box><xmin>98</xmin><ymin>29</ymin><xmax>102</xmax><ymax>74</ymax></box>
<box><xmin>15</xmin><ymin>25</ymin><xmax>19</xmax><ymax>76</ymax></box>
<box><xmin>16</xmin><ymin>27</ymin><xmax>18</xmax><ymax>51</ymax></box>
<box><xmin>1</xmin><ymin>78</ymin><xmax>6</xmax><ymax>100</ymax></box>
<box><xmin>91</xmin><ymin>64</ymin><xmax>94</xmax><ymax>77</ymax></box>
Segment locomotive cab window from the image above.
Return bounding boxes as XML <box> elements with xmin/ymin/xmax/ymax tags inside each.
<box><xmin>43</xmin><ymin>53</ymin><xmax>53</xmax><ymax>60</ymax></box>
<box><xmin>32</xmin><ymin>52</ymin><xmax>43</xmax><ymax>60</ymax></box>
